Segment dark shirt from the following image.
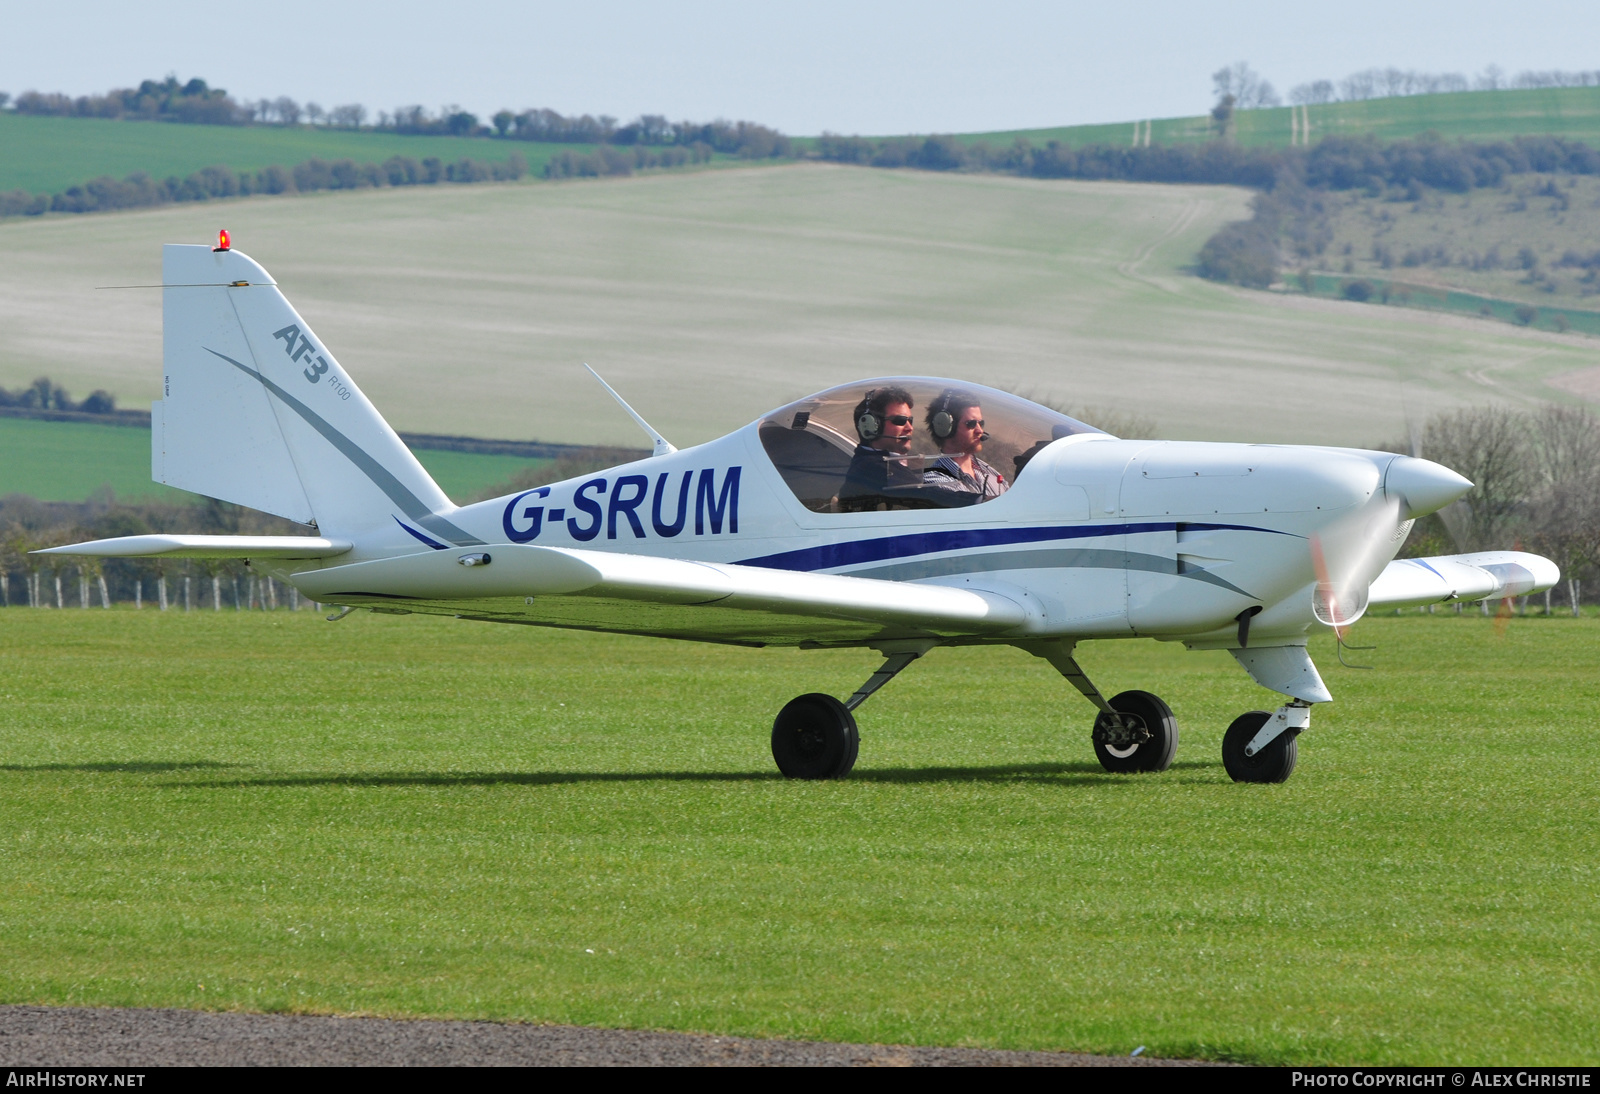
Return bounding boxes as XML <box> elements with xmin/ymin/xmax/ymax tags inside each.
<box><xmin>840</xmin><ymin>444</ymin><xmax>927</xmax><ymax>510</ymax></box>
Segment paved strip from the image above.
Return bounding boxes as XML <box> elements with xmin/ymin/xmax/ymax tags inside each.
<box><xmin>0</xmin><ymin>1006</ymin><xmax>1217</xmax><ymax>1067</ymax></box>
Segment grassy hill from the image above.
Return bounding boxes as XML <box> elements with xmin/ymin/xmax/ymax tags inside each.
<box><xmin>13</xmin><ymin>85</ymin><xmax>1600</xmax><ymax>202</ymax></box>
<box><xmin>952</xmin><ymin>86</ymin><xmax>1600</xmax><ymax>151</ymax></box>
<box><xmin>2</xmin><ymin>164</ymin><xmax>1596</xmax><ymax>455</ymax></box>
<box><xmin>1302</xmin><ymin>174</ymin><xmax>1600</xmax><ymax>312</ymax></box>
<box><xmin>0</xmin><ymin>113</ymin><xmax>593</xmax><ymax>195</ymax></box>
<box><xmin>0</xmin><ymin>416</ymin><xmax>545</xmax><ymax>505</ymax></box>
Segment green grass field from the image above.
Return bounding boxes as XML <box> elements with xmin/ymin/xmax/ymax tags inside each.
<box><xmin>0</xmin><ymin>113</ymin><xmax>594</xmax><ymax>196</ymax></box>
<box><xmin>955</xmin><ymin>86</ymin><xmax>1600</xmax><ymax>151</ymax></box>
<box><xmin>0</xmin><ymin>609</ymin><xmax>1593</xmax><ymax>1064</ymax></box>
<box><xmin>3</xmin><ymin>165</ymin><xmax>1596</xmax><ymax>451</ymax></box>
<box><xmin>0</xmin><ymin>416</ymin><xmax>544</xmax><ymax>504</ymax></box>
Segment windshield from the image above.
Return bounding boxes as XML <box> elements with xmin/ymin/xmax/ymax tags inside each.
<box><xmin>757</xmin><ymin>377</ymin><xmax>1104</xmax><ymax>513</ymax></box>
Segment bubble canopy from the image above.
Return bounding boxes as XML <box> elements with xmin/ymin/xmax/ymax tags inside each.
<box><xmin>756</xmin><ymin>377</ymin><xmax>1105</xmax><ymax>514</ymax></box>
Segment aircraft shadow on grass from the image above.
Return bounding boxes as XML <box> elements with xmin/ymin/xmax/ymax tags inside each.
<box><xmin>168</xmin><ymin>760</ymin><xmax>1216</xmax><ymax>790</ymax></box>
<box><xmin>0</xmin><ymin>761</ymin><xmax>240</xmax><ymax>773</ymax></box>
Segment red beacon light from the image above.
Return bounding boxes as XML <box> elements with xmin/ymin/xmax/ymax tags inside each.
<box><xmin>213</xmin><ymin>229</ymin><xmax>231</xmax><ymax>252</ymax></box>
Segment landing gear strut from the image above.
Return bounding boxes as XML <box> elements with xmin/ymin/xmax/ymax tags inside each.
<box><xmin>1026</xmin><ymin>641</ymin><xmax>1178</xmax><ymax>774</ymax></box>
<box><xmin>770</xmin><ymin>646</ymin><xmax>928</xmax><ymax>780</ymax></box>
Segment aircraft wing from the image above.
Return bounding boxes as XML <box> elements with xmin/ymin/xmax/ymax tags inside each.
<box><xmin>38</xmin><ymin>534</ymin><xmax>353</xmax><ymax>559</ymax></box>
<box><xmin>36</xmin><ymin>535</ymin><xmax>353</xmax><ymax>559</ymax></box>
<box><xmin>1368</xmin><ymin>551</ymin><xmax>1560</xmax><ymax>610</ymax></box>
<box><xmin>292</xmin><ymin>543</ymin><xmax>1031</xmax><ymax>646</ymax></box>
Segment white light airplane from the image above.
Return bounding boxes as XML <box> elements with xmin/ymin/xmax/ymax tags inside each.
<box><xmin>44</xmin><ymin>239</ymin><xmax>1560</xmax><ymax>784</ymax></box>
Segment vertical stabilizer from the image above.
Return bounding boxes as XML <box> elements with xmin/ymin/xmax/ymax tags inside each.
<box><xmin>158</xmin><ymin>244</ymin><xmax>478</xmax><ymax>544</ymax></box>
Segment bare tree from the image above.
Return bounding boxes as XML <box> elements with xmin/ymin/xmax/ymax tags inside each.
<box><xmin>330</xmin><ymin>103</ymin><xmax>366</xmax><ymax>128</ymax></box>
<box><xmin>1212</xmin><ymin>62</ymin><xmax>1280</xmax><ymax>110</ymax></box>
<box><xmin>305</xmin><ymin>102</ymin><xmax>325</xmax><ymax>125</ymax></box>
<box><xmin>273</xmin><ymin>96</ymin><xmax>302</xmax><ymax>125</ymax></box>
<box><xmin>1524</xmin><ymin>406</ymin><xmax>1600</xmax><ymax>613</ymax></box>
<box><xmin>1340</xmin><ymin>70</ymin><xmax>1378</xmax><ymax>101</ymax></box>
<box><xmin>1290</xmin><ymin>80</ymin><xmax>1336</xmax><ymax>105</ymax></box>
<box><xmin>0</xmin><ymin>524</ymin><xmax>21</xmax><ymax>606</ymax></box>
<box><xmin>1420</xmin><ymin>406</ymin><xmax>1533</xmax><ymax>552</ymax></box>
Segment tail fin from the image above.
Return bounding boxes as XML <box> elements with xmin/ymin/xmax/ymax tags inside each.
<box><xmin>155</xmin><ymin>243</ymin><xmax>482</xmax><ymax>546</ymax></box>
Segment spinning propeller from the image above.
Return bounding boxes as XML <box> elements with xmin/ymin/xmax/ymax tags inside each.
<box><xmin>1308</xmin><ymin>495</ymin><xmax>1405</xmax><ymax>640</ymax></box>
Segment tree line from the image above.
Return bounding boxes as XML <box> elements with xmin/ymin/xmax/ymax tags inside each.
<box><xmin>386</xmin><ymin>105</ymin><xmax>791</xmax><ymax>158</ymax></box>
<box><xmin>815</xmin><ymin>130</ymin><xmax>1600</xmax><ymax>200</ymax></box>
<box><xmin>1207</xmin><ymin>62</ymin><xmax>1600</xmax><ymax>113</ymax></box>
<box><xmin>0</xmin><ymin>377</ymin><xmax>117</xmax><ymax>415</ymax></box>
<box><xmin>1289</xmin><ymin>65</ymin><xmax>1600</xmax><ymax>107</ymax></box>
<box><xmin>1</xmin><ymin>75</ymin><xmax>792</xmax><ymax>159</ymax></box>
<box><xmin>1</xmin><ymin>152</ymin><xmax>527</xmax><ymax>219</ymax></box>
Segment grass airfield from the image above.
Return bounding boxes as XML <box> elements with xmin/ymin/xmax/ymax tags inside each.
<box><xmin>2</xmin><ymin>165</ymin><xmax>1595</xmax><ymax>451</ymax></box>
<box><xmin>0</xmin><ymin>609</ymin><xmax>1595</xmax><ymax>1064</ymax></box>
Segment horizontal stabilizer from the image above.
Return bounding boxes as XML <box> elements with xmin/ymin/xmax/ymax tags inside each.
<box><xmin>291</xmin><ymin>544</ymin><xmax>1030</xmax><ymax>634</ymax></box>
<box><xmin>35</xmin><ymin>535</ymin><xmax>353</xmax><ymax>559</ymax></box>
<box><xmin>1368</xmin><ymin>551</ymin><xmax>1559</xmax><ymax>609</ymax></box>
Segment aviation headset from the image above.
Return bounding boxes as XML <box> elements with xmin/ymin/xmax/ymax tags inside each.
<box><xmin>856</xmin><ymin>392</ymin><xmax>885</xmax><ymax>442</ymax></box>
<box><xmin>855</xmin><ymin>388</ymin><xmax>911</xmax><ymax>442</ymax></box>
<box><xmin>928</xmin><ymin>389</ymin><xmax>987</xmax><ymax>442</ymax></box>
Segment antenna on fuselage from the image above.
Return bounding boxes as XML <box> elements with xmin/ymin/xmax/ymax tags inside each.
<box><xmin>582</xmin><ymin>364</ymin><xmax>677</xmax><ymax>457</ymax></box>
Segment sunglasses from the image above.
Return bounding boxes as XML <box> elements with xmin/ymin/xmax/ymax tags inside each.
<box><xmin>961</xmin><ymin>418</ymin><xmax>985</xmax><ymax>430</ymax></box>
<box><xmin>883</xmin><ymin>414</ymin><xmax>914</xmax><ymax>426</ymax></box>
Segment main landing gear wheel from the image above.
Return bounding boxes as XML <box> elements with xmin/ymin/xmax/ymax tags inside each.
<box><xmin>1222</xmin><ymin>711</ymin><xmax>1298</xmax><ymax>784</ymax></box>
<box><xmin>771</xmin><ymin>693</ymin><xmax>860</xmax><ymax>780</ymax></box>
<box><xmin>1092</xmin><ymin>690</ymin><xmax>1178</xmax><ymax>774</ymax></box>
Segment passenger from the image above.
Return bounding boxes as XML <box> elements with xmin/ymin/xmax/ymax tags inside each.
<box><xmin>922</xmin><ymin>389</ymin><xmax>1008</xmax><ymax>503</ymax></box>
<box><xmin>839</xmin><ymin>387</ymin><xmax>921</xmax><ymax>509</ymax></box>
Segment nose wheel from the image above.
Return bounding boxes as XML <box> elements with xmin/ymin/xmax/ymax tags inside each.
<box><xmin>1222</xmin><ymin>710</ymin><xmax>1299</xmax><ymax>783</ymax></box>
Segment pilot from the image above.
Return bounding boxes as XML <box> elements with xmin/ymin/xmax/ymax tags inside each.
<box><xmin>922</xmin><ymin>389</ymin><xmax>1008</xmax><ymax>502</ymax></box>
<box><xmin>839</xmin><ymin>386</ymin><xmax>920</xmax><ymax>508</ymax></box>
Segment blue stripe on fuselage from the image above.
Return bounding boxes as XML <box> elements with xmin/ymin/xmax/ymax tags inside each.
<box><xmin>736</xmin><ymin>521</ymin><xmax>1291</xmax><ymax>573</ymax></box>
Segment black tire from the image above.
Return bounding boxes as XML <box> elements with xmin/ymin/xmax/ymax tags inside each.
<box><xmin>771</xmin><ymin>693</ymin><xmax>860</xmax><ymax>779</ymax></box>
<box><xmin>1222</xmin><ymin>710</ymin><xmax>1298</xmax><ymax>784</ymax></box>
<box><xmin>1092</xmin><ymin>690</ymin><xmax>1178</xmax><ymax>774</ymax></box>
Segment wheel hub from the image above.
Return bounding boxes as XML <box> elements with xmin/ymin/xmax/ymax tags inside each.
<box><xmin>794</xmin><ymin>726</ymin><xmax>825</xmax><ymax>758</ymax></box>
<box><xmin>1091</xmin><ymin>711</ymin><xmax>1150</xmax><ymax>750</ymax></box>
